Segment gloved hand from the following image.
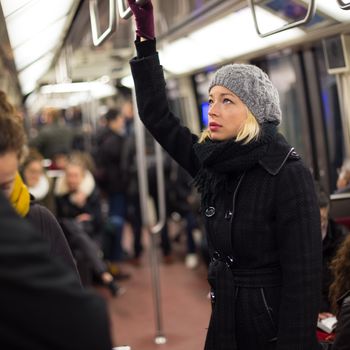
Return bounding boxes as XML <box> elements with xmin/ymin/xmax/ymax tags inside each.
<box><xmin>127</xmin><ymin>0</ymin><xmax>155</xmax><ymax>40</ymax></box>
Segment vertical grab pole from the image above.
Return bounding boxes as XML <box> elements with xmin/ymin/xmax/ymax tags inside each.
<box><xmin>132</xmin><ymin>89</ymin><xmax>167</xmax><ymax>345</ymax></box>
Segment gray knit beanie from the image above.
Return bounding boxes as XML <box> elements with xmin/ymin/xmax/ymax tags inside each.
<box><xmin>209</xmin><ymin>64</ymin><xmax>281</xmax><ymax>125</ymax></box>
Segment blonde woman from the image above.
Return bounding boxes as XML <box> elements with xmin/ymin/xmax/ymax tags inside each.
<box><xmin>127</xmin><ymin>1</ymin><xmax>322</xmax><ymax>349</ymax></box>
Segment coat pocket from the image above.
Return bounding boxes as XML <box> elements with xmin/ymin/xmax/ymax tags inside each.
<box><xmin>252</xmin><ymin>288</ymin><xmax>278</xmax><ymax>345</ymax></box>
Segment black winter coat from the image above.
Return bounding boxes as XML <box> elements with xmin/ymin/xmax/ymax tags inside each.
<box><xmin>94</xmin><ymin>128</ymin><xmax>126</xmax><ymax>193</ymax></box>
<box><xmin>26</xmin><ymin>201</ymin><xmax>79</xmax><ymax>279</ymax></box>
<box><xmin>130</xmin><ymin>45</ymin><xmax>322</xmax><ymax>350</ymax></box>
<box><xmin>55</xmin><ymin>187</ymin><xmax>103</xmax><ymax>238</ymax></box>
<box><xmin>0</xmin><ymin>193</ymin><xmax>111</xmax><ymax>350</ymax></box>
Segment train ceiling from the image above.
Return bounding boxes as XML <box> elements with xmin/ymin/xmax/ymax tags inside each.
<box><xmin>0</xmin><ymin>0</ymin><xmax>349</xmax><ymax>97</ymax></box>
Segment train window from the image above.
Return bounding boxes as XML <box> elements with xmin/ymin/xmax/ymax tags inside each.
<box><xmin>201</xmin><ymin>101</ymin><xmax>209</xmax><ymax>127</ymax></box>
<box><xmin>265</xmin><ymin>54</ymin><xmax>310</xmax><ymax>163</ymax></box>
<box><xmin>315</xmin><ymin>43</ymin><xmax>345</xmax><ymax>192</ymax></box>
<box><xmin>157</xmin><ymin>0</ymin><xmax>220</xmax><ymax>34</ymax></box>
<box><xmin>323</xmin><ymin>35</ymin><xmax>350</xmax><ymax>74</ymax></box>
<box><xmin>192</xmin><ymin>70</ymin><xmax>216</xmax><ymax>129</ymax></box>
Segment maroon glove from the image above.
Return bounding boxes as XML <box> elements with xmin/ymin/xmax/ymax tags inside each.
<box><xmin>127</xmin><ymin>0</ymin><xmax>155</xmax><ymax>40</ymax></box>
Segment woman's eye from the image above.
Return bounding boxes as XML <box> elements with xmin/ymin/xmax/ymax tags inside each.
<box><xmin>223</xmin><ymin>98</ymin><xmax>233</xmax><ymax>104</ymax></box>
<box><xmin>208</xmin><ymin>99</ymin><xmax>213</xmax><ymax>105</ymax></box>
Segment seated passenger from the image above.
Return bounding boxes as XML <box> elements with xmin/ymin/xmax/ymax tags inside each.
<box><xmin>0</xmin><ymin>91</ymin><xmax>79</xmax><ymax>277</ymax></box>
<box><xmin>55</xmin><ymin>152</ymin><xmax>103</xmax><ymax>242</ymax></box>
<box><xmin>335</xmin><ymin>159</ymin><xmax>350</xmax><ymax>194</ymax></box>
<box><xmin>21</xmin><ymin>148</ymin><xmax>56</xmax><ymax>213</ymax></box>
<box><xmin>54</xmin><ymin>152</ymin><xmax>121</xmax><ymax>295</ymax></box>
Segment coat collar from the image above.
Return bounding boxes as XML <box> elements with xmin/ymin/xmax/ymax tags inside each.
<box><xmin>258</xmin><ymin>133</ymin><xmax>300</xmax><ymax>176</ymax></box>
<box><xmin>337</xmin><ymin>290</ymin><xmax>350</xmax><ymax>306</ymax></box>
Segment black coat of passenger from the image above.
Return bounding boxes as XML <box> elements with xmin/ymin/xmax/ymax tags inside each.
<box><xmin>333</xmin><ymin>291</ymin><xmax>350</xmax><ymax>350</ymax></box>
<box><xmin>130</xmin><ymin>41</ymin><xmax>322</xmax><ymax>350</ymax></box>
<box><xmin>0</xmin><ymin>193</ymin><xmax>111</xmax><ymax>350</ymax></box>
<box><xmin>55</xmin><ymin>186</ymin><xmax>103</xmax><ymax>238</ymax></box>
<box><xmin>93</xmin><ymin>127</ymin><xmax>126</xmax><ymax>194</ymax></box>
<box><xmin>26</xmin><ymin>200</ymin><xmax>79</xmax><ymax>278</ymax></box>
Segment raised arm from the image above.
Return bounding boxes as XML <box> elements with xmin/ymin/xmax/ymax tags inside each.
<box><xmin>127</xmin><ymin>0</ymin><xmax>200</xmax><ymax>177</ymax></box>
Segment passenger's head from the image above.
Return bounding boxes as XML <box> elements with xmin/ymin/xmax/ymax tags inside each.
<box><xmin>0</xmin><ymin>91</ymin><xmax>27</xmax><ymax>197</ymax></box>
<box><xmin>105</xmin><ymin>108</ymin><xmax>125</xmax><ymax>133</ymax></box>
<box><xmin>41</xmin><ymin>107</ymin><xmax>61</xmax><ymax>124</ymax></box>
<box><xmin>337</xmin><ymin>159</ymin><xmax>350</xmax><ymax>191</ymax></box>
<box><xmin>329</xmin><ymin>234</ymin><xmax>350</xmax><ymax>312</ymax></box>
<box><xmin>21</xmin><ymin>149</ymin><xmax>44</xmax><ymax>188</ymax></box>
<box><xmin>201</xmin><ymin>64</ymin><xmax>281</xmax><ymax>143</ymax></box>
<box><xmin>121</xmin><ymin>100</ymin><xmax>134</xmax><ymax>121</ymax></box>
<box><xmin>315</xmin><ymin>182</ymin><xmax>330</xmax><ymax>240</ymax></box>
<box><xmin>64</xmin><ymin>153</ymin><xmax>91</xmax><ymax>192</ymax></box>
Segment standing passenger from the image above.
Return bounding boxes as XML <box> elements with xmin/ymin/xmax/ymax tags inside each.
<box><xmin>93</xmin><ymin>109</ymin><xmax>129</xmax><ymax>278</ymax></box>
<box><xmin>127</xmin><ymin>1</ymin><xmax>322</xmax><ymax>349</ymax></box>
<box><xmin>29</xmin><ymin>107</ymin><xmax>75</xmax><ymax>160</ymax></box>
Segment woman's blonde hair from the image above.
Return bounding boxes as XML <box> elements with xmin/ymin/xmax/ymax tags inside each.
<box><xmin>198</xmin><ymin>109</ymin><xmax>260</xmax><ymax>144</ymax></box>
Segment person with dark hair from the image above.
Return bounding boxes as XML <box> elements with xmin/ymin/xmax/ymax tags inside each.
<box><xmin>0</xmin><ymin>91</ymin><xmax>79</xmax><ymax>277</ymax></box>
<box><xmin>329</xmin><ymin>234</ymin><xmax>350</xmax><ymax>349</ymax></box>
<box><xmin>0</xmin><ymin>191</ymin><xmax>112</xmax><ymax>350</ymax></box>
<box><xmin>314</xmin><ymin>183</ymin><xmax>348</xmax><ymax>319</ymax></box>
<box><xmin>126</xmin><ymin>2</ymin><xmax>322</xmax><ymax>349</ymax></box>
<box><xmin>21</xmin><ymin>148</ymin><xmax>56</xmax><ymax>213</ymax></box>
<box><xmin>93</xmin><ymin>108</ymin><xmax>130</xmax><ymax>278</ymax></box>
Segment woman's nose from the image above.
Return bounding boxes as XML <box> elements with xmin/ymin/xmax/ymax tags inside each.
<box><xmin>208</xmin><ymin>103</ymin><xmax>219</xmax><ymax>116</ymax></box>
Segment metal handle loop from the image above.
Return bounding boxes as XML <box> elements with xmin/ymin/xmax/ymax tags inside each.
<box><xmin>89</xmin><ymin>0</ymin><xmax>116</xmax><ymax>46</ymax></box>
<box><xmin>90</xmin><ymin>0</ymin><xmax>148</xmax><ymax>46</ymax></box>
<box><xmin>337</xmin><ymin>0</ymin><xmax>350</xmax><ymax>10</ymax></box>
<box><xmin>117</xmin><ymin>0</ymin><xmax>148</xmax><ymax>20</ymax></box>
<box><xmin>248</xmin><ymin>0</ymin><xmax>316</xmax><ymax>38</ymax></box>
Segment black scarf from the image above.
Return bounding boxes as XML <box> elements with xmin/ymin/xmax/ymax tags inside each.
<box><xmin>193</xmin><ymin>123</ymin><xmax>277</xmax><ymax>207</ymax></box>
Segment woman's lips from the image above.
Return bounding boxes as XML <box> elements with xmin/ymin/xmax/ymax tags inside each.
<box><xmin>209</xmin><ymin>122</ymin><xmax>222</xmax><ymax>131</ymax></box>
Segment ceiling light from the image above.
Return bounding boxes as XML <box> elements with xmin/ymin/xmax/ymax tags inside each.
<box><xmin>159</xmin><ymin>7</ymin><xmax>303</xmax><ymax>74</ymax></box>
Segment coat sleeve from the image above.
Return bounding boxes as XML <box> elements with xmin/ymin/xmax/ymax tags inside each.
<box><xmin>0</xmin><ymin>195</ymin><xmax>111</xmax><ymax>350</ymax></box>
<box><xmin>130</xmin><ymin>53</ymin><xmax>200</xmax><ymax>178</ymax></box>
<box><xmin>275</xmin><ymin>160</ymin><xmax>322</xmax><ymax>350</ymax></box>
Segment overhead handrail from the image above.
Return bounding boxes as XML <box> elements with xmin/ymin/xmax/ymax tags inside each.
<box><xmin>248</xmin><ymin>0</ymin><xmax>316</xmax><ymax>38</ymax></box>
<box><xmin>90</xmin><ymin>0</ymin><xmax>148</xmax><ymax>46</ymax></box>
<box><xmin>133</xmin><ymin>89</ymin><xmax>167</xmax><ymax>345</ymax></box>
<box><xmin>337</xmin><ymin>0</ymin><xmax>350</xmax><ymax>10</ymax></box>
<box><xmin>89</xmin><ymin>0</ymin><xmax>116</xmax><ymax>46</ymax></box>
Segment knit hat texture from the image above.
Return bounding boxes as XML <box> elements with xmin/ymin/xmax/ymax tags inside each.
<box><xmin>209</xmin><ymin>64</ymin><xmax>281</xmax><ymax>125</ymax></box>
